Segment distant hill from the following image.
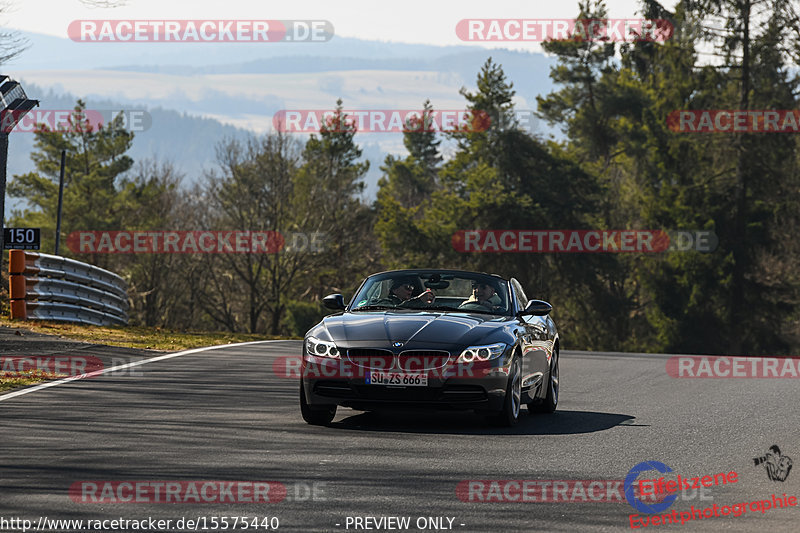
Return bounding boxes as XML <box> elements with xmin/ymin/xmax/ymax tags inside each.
<box><xmin>3</xmin><ymin>30</ymin><xmax>560</xmax><ymax>205</ymax></box>
<box><xmin>8</xmin><ymin>30</ymin><xmax>543</xmax><ymax>68</ymax></box>
<box><xmin>7</xmin><ymin>29</ymin><xmax>556</xmax><ymax>114</ymax></box>
<box><xmin>6</xmin><ymin>84</ymin><xmax>251</xmax><ymax>185</ymax></box>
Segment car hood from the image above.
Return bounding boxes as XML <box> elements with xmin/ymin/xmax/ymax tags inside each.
<box><xmin>317</xmin><ymin>311</ymin><xmax>513</xmax><ymax>348</ymax></box>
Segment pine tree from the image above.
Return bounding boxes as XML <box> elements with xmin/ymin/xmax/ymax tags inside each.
<box><xmin>295</xmin><ymin>99</ymin><xmax>376</xmax><ymax>300</ymax></box>
<box><xmin>8</xmin><ymin>100</ymin><xmax>134</xmax><ymax>266</ymax></box>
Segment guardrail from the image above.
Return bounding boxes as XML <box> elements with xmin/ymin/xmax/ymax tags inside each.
<box><xmin>8</xmin><ymin>250</ymin><xmax>129</xmax><ymax>326</ymax></box>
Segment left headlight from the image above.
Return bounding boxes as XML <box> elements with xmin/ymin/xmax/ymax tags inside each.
<box><xmin>305</xmin><ymin>336</ymin><xmax>341</xmax><ymax>358</ymax></box>
<box><xmin>456</xmin><ymin>343</ymin><xmax>507</xmax><ymax>363</ymax></box>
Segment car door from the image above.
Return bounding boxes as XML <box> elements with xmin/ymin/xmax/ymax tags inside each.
<box><xmin>511</xmin><ymin>278</ymin><xmax>549</xmax><ymax>396</ymax></box>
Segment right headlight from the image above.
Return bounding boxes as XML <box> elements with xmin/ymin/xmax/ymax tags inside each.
<box><xmin>456</xmin><ymin>343</ymin><xmax>507</xmax><ymax>363</ymax></box>
<box><xmin>305</xmin><ymin>336</ymin><xmax>340</xmax><ymax>358</ymax></box>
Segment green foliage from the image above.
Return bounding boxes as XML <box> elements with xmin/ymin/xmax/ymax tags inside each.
<box><xmin>529</xmin><ymin>0</ymin><xmax>800</xmax><ymax>353</ymax></box>
<box><xmin>294</xmin><ymin>99</ymin><xmax>378</xmax><ymax>299</ymax></box>
<box><xmin>10</xmin><ymin>11</ymin><xmax>800</xmax><ymax>352</ymax></box>
<box><xmin>374</xmin><ymin>2</ymin><xmax>800</xmax><ymax>355</ymax></box>
<box><xmin>8</xmin><ymin>100</ymin><xmax>135</xmax><ymax>260</ymax></box>
<box><xmin>283</xmin><ymin>300</ymin><xmax>328</xmax><ymax>337</ymax></box>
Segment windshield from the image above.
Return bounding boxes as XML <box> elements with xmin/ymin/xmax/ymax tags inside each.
<box><xmin>350</xmin><ymin>271</ymin><xmax>510</xmax><ymax>315</ymax></box>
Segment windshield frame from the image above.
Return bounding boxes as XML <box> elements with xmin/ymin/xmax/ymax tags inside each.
<box><xmin>347</xmin><ymin>269</ymin><xmax>513</xmax><ymax>317</ymax></box>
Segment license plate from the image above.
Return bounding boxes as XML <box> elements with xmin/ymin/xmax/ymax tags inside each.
<box><xmin>366</xmin><ymin>372</ymin><xmax>428</xmax><ymax>386</ymax></box>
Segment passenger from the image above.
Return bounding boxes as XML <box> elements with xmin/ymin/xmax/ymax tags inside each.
<box><xmin>459</xmin><ymin>281</ymin><xmax>502</xmax><ymax>311</ymax></box>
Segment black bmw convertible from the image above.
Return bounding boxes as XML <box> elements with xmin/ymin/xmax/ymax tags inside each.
<box><xmin>299</xmin><ymin>269</ymin><xmax>559</xmax><ymax>426</ymax></box>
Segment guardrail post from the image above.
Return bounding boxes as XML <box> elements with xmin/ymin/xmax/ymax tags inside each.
<box><xmin>9</xmin><ymin>248</ymin><xmax>24</xmax><ymax>274</ymax></box>
<box><xmin>8</xmin><ymin>250</ymin><xmax>26</xmax><ymax>320</ymax></box>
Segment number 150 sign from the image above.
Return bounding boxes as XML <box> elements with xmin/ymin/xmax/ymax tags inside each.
<box><xmin>3</xmin><ymin>228</ymin><xmax>40</xmax><ymax>250</ymax></box>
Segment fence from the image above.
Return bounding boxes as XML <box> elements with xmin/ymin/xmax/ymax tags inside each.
<box><xmin>8</xmin><ymin>251</ymin><xmax>129</xmax><ymax>326</ymax></box>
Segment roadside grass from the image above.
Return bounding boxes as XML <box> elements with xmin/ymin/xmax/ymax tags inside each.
<box><xmin>0</xmin><ymin>317</ymin><xmax>297</xmax><ymax>390</ymax></box>
<box><xmin>0</xmin><ymin>317</ymin><xmax>295</xmax><ymax>351</ymax></box>
<box><xmin>0</xmin><ymin>370</ymin><xmax>65</xmax><ymax>392</ymax></box>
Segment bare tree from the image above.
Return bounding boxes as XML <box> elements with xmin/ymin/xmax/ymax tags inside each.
<box><xmin>0</xmin><ymin>2</ymin><xmax>28</xmax><ymax>65</ymax></box>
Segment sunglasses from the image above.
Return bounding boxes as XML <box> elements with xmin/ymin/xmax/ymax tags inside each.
<box><xmin>472</xmin><ymin>283</ymin><xmax>490</xmax><ymax>290</ymax></box>
<box><xmin>396</xmin><ymin>284</ymin><xmax>414</xmax><ymax>291</ymax></box>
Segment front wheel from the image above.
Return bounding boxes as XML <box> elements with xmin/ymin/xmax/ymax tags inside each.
<box><xmin>492</xmin><ymin>358</ymin><xmax>522</xmax><ymax>426</ymax></box>
<box><xmin>300</xmin><ymin>381</ymin><xmax>336</xmax><ymax>425</ymax></box>
<box><xmin>529</xmin><ymin>348</ymin><xmax>558</xmax><ymax>414</ymax></box>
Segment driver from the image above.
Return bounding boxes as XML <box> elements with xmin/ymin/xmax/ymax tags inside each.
<box><xmin>382</xmin><ymin>277</ymin><xmax>435</xmax><ymax>308</ymax></box>
<box><xmin>459</xmin><ymin>281</ymin><xmax>502</xmax><ymax>311</ymax></box>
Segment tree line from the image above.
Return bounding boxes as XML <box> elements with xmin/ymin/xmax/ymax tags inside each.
<box><xmin>6</xmin><ymin>0</ymin><xmax>800</xmax><ymax>354</ymax></box>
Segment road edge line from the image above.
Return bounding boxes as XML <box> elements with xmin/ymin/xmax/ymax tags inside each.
<box><xmin>0</xmin><ymin>339</ymin><xmax>293</xmax><ymax>403</ymax></box>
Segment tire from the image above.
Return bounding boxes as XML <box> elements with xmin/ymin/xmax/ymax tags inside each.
<box><xmin>492</xmin><ymin>358</ymin><xmax>522</xmax><ymax>427</ymax></box>
<box><xmin>300</xmin><ymin>381</ymin><xmax>336</xmax><ymax>425</ymax></box>
<box><xmin>529</xmin><ymin>348</ymin><xmax>558</xmax><ymax>414</ymax></box>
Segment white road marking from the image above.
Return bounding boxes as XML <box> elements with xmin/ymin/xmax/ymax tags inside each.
<box><xmin>0</xmin><ymin>340</ymin><xmax>290</xmax><ymax>403</ymax></box>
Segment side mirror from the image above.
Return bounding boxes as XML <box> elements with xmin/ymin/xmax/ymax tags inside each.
<box><xmin>322</xmin><ymin>293</ymin><xmax>346</xmax><ymax>311</ymax></box>
<box><xmin>520</xmin><ymin>299</ymin><xmax>552</xmax><ymax>316</ymax></box>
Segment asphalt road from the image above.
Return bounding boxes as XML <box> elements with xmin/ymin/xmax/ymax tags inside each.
<box><xmin>1</xmin><ymin>340</ymin><xmax>798</xmax><ymax>533</ymax></box>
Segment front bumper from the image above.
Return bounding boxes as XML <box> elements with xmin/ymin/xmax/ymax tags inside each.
<box><xmin>300</xmin><ymin>352</ymin><xmax>511</xmax><ymax>412</ymax></box>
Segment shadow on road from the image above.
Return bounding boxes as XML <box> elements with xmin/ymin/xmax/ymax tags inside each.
<box><xmin>331</xmin><ymin>409</ymin><xmax>640</xmax><ymax>435</ymax></box>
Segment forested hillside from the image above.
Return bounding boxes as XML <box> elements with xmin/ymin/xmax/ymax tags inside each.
<box><xmin>8</xmin><ymin>0</ymin><xmax>800</xmax><ymax>355</ymax></box>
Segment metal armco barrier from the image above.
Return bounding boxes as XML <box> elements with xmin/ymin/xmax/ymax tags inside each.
<box><xmin>8</xmin><ymin>250</ymin><xmax>129</xmax><ymax>326</ymax></box>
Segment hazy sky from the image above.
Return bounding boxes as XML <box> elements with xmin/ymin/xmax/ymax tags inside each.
<box><xmin>5</xmin><ymin>0</ymin><xmax>678</xmax><ymax>51</ymax></box>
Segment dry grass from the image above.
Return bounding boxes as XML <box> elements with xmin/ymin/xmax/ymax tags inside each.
<box><xmin>0</xmin><ymin>369</ymin><xmax>65</xmax><ymax>391</ymax></box>
<box><xmin>0</xmin><ymin>317</ymin><xmax>293</xmax><ymax>351</ymax></box>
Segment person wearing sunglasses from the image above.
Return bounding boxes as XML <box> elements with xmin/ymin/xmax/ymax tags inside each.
<box><xmin>381</xmin><ymin>277</ymin><xmax>435</xmax><ymax>307</ymax></box>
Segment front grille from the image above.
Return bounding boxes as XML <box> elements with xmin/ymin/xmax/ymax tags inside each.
<box><xmin>347</xmin><ymin>349</ymin><xmax>395</xmax><ymax>370</ymax></box>
<box><xmin>397</xmin><ymin>350</ymin><xmax>450</xmax><ymax>371</ymax></box>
